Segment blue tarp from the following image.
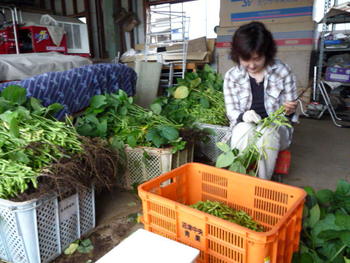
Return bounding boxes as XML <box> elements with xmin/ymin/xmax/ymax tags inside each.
<box><xmin>0</xmin><ymin>63</ymin><xmax>137</xmax><ymax>120</ymax></box>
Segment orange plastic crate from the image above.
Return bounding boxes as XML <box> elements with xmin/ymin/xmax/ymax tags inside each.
<box><xmin>138</xmin><ymin>163</ymin><xmax>306</xmax><ymax>263</ymax></box>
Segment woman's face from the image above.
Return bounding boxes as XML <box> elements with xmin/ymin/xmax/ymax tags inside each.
<box><xmin>239</xmin><ymin>53</ymin><xmax>266</xmax><ymax>74</ymax></box>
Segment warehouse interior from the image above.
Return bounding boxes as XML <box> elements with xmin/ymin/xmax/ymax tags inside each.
<box><xmin>0</xmin><ymin>0</ymin><xmax>350</xmax><ymax>262</ymax></box>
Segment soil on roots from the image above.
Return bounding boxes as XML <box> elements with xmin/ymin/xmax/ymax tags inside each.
<box><xmin>11</xmin><ymin>137</ymin><xmax>126</xmax><ymax>202</ymax></box>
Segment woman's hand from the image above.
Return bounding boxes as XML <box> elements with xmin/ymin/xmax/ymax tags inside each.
<box><xmin>283</xmin><ymin>101</ymin><xmax>298</xmax><ymax>115</ymax></box>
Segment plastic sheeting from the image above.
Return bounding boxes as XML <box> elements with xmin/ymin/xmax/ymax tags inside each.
<box><xmin>0</xmin><ymin>52</ymin><xmax>92</xmax><ymax>81</ymax></box>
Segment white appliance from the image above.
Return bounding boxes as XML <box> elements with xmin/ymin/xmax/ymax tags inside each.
<box><xmin>40</xmin><ymin>14</ymin><xmax>90</xmax><ymax>54</ymax></box>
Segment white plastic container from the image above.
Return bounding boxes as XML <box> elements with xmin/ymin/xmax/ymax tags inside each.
<box><xmin>197</xmin><ymin>123</ymin><xmax>231</xmax><ymax>162</ymax></box>
<box><xmin>0</xmin><ymin>187</ymin><xmax>95</xmax><ymax>263</ymax></box>
<box><xmin>121</xmin><ymin>144</ymin><xmax>194</xmax><ymax>189</ymax></box>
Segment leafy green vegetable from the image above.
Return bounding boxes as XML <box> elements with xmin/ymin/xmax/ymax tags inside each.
<box><xmin>0</xmin><ymin>85</ymin><xmax>82</xmax><ymax>199</ymax></box>
<box><xmin>215</xmin><ymin>106</ymin><xmax>291</xmax><ymax>176</ymax></box>
<box><xmin>173</xmin><ymin>86</ymin><xmax>189</xmax><ymax>99</ymax></box>
<box><xmin>77</xmin><ymin>239</ymin><xmax>94</xmax><ymax>254</ymax></box>
<box><xmin>150</xmin><ymin>65</ymin><xmax>228</xmax><ymax>126</ymax></box>
<box><xmin>76</xmin><ymin>90</ymin><xmax>185</xmax><ymax>151</ymax></box>
<box><xmin>216</xmin><ymin>142</ymin><xmax>231</xmax><ymax>153</ymax></box>
<box><xmin>64</xmin><ymin>243</ymin><xmax>79</xmax><ymax>255</ymax></box>
<box><xmin>295</xmin><ymin>180</ymin><xmax>350</xmax><ymax>262</ymax></box>
<box><xmin>1</xmin><ymin>85</ymin><xmax>26</xmax><ymax>105</ymax></box>
<box><xmin>64</xmin><ymin>239</ymin><xmax>94</xmax><ymax>255</ymax></box>
<box><xmin>216</xmin><ymin>151</ymin><xmax>235</xmax><ymax>168</ymax></box>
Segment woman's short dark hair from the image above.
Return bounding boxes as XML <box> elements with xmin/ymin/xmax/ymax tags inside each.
<box><xmin>231</xmin><ymin>21</ymin><xmax>277</xmax><ymax>66</ymax></box>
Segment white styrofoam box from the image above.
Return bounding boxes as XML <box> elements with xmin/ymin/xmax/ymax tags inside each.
<box><xmin>120</xmin><ymin>144</ymin><xmax>194</xmax><ymax>189</ymax></box>
<box><xmin>0</xmin><ymin>187</ymin><xmax>95</xmax><ymax>263</ymax></box>
<box><xmin>96</xmin><ymin>229</ymin><xmax>200</xmax><ymax>263</ymax></box>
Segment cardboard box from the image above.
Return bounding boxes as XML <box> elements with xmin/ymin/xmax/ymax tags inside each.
<box><xmin>127</xmin><ymin>37</ymin><xmax>213</xmax><ymax>63</ymax></box>
<box><xmin>216</xmin><ymin>21</ymin><xmax>315</xmax><ymax>51</ymax></box>
<box><xmin>220</xmin><ymin>0</ymin><xmax>314</xmax><ymax>27</ymax></box>
<box><xmin>217</xmin><ymin>48</ymin><xmax>312</xmax><ymax>90</ymax></box>
<box><xmin>121</xmin><ymin>51</ymin><xmax>208</xmax><ymax>63</ymax></box>
<box><xmin>168</xmin><ymin>37</ymin><xmax>207</xmax><ymax>52</ymax></box>
<box><xmin>325</xmin><ymin>67</ymin><xmax>350</xmax><ymax>83</ymax></box>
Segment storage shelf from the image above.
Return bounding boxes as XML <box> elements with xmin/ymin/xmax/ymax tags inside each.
<box><xmin>324</xmin><ymin>47</ymin><xmax>350</xmax><ymax>52</ymax></box>
<box><xmin>325</xmin><ymin>16</ymin><xmax>350</xmax><ymax>24</ymax></box>
<box><xmin>316</xmin><ymin>0</ymin><xmax>350</xmax><ymax>102</ymax></box>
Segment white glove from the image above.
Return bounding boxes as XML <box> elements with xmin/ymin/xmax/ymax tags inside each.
<box><xmin>242</xmin><ymin>110</ymin><xmax>261</xmax><ymax>124</ymax></box>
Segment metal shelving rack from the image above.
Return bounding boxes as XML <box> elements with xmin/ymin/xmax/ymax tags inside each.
<box><xmin>315</xmin><ymin>0</ymin><xmax>333</xmax><ymax>101</ymax></box>
<box><xmin>0</xmin><ymin>5</ymin><xmax>22</xmax><ymax>54</ymax></box>
<box><xmin>144</xmin><ymin>3</ymin><xmax>190</xmax><ymax>90</ymax></box>
<box><xmin>315</xmin><ymin>0</ymin><xmax>350</xmax><ymax>127</ymax></box>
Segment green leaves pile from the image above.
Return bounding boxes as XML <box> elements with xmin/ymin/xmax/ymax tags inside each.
<box><xmin>76</xmin><ymin>90</ymin><xmax>185</xmax><ymax>152</ymax></box>
<box><xmin>0</xmin><ymin>86</ymin><xmax>82</xmax><ymax>199</ymax></box>
<box><xmin>150</xmin><ymin>65</ymin><xmax>229</xmax><ymax>126</ymax></box>
<box><xmin>294</xmin><ymin>180</ymin><xmax>350</xmax><ymax>263</ymax></box>
<box><xmin>216</xmin><ymin>106</ymin><xmax>291</xmax><ymax>176</ymax></box>
<box><xmin>64</xmin><ymin>239</ymin><xmax>94</xmax><ymax>255</ymax></box>
<box><xmin>191</xmin><ymin>200</ymin><xmax>264</xmax><ymax>232</ymax></box>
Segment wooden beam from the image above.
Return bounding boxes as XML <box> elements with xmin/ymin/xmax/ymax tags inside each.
<box><xmin>61</xmin><ymin>0</ymin><xmax>67</xmax><ymax>16</ymax></box>
<box><xmin>39</xmin><ymin>0</ymin><xmax>45</xmax><ymax>9</ymax></box>
<box><xmin>147</xmin><ymin>0</ymin><xmax>195</xmax><ymax>5</ymax></box>
<box><xmin>84</xmin><ymin>0</ymin><xmax>94</xmax><ymax>57</ymax></box>
<box><xmin>95</xmin><ymin>0</ymin><xmax>107</xmax><ymax>58</ymax></box>
<box><xmin>116</xmin><ymin>0</ymin><xmax>125</xmax><ymax>54</ymax></box>
<box><xmin>50</xmin><ymin>0</ymin><xmax>56</xmax><ymax>15</ymax></box>
<box><xmin>128</xmin><ymin>0</ymin><xmax>135</xmax><ymax>48</ymax></box>
<box><xmin>68</xmin><ymin>11</ymin><xmax>87</xmax><ymax>18</ymax></box>
<box><xmin>73</xmin><ymin>0</ymin><xmax>78</xmax><ymax>15</ymax></box>
<box><xmin>143</xmin><ymin>0</ymin><xmax>148</xmax><ymax>37</ymax></box>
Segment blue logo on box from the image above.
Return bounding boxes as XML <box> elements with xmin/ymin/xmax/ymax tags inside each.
<box><xmin>230</xmin><ymin>6</ymin><xmax>313</xmax><ymax>21</ymax></box>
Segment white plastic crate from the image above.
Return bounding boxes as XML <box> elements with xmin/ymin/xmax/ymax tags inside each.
<box><xmin>121</xmin><ymin>144</ymin><xmax>194</xmax><ymax>189</ymax></box>
<box><xmin>197</xmin><ymin>123</ymin><xmax>231</xmax><ymax>162</ymax></box>
<box><xmin>0</xmin><ymin>187</ymin><xmax>95</xmax><ymax>263</ymax></box>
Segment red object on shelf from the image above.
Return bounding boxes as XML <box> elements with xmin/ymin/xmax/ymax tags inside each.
<box><xmin>274</xmin><ymin>150</ymin><xmax>291</xmax><ymax>175</ymax></box>
<box><xmin>0</xmin><ymin>26</ymin><xmax>67</xmax><ymax>54</ymax></box>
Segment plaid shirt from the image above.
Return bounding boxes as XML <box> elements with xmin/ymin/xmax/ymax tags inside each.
<box><xmin>224</xmin><ymin>59</ymin><xmax>297</xmax><ymax>127</ymax></box>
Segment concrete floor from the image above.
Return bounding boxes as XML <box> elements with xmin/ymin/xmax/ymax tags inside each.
<box><xmin>52</xmin><ymin>114</ymin><xmax>349</xmax><ymax>262</ymax></box>
<box><xmin>284</xmin><ymin>116</ymin><xmax>350</xmax><ymax>190</ymax></box>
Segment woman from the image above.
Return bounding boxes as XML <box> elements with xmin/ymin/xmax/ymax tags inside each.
<box><xmin>223</xmin><ymin>21</ymin><xmax>298</xmax><ymax>180</ymax></box>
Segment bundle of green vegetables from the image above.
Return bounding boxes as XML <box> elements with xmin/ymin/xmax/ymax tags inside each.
<box><xmin>76</xmin><ymin>90</ymin><xmax>186</xmax><ymax>152</ymax></box>
<box><xmin>0</xmin><ymin>85</ymin><xmax>82</xmax><ymax>199</ymax></box>
<box><xmin>191</xmin><ymin>200</ymin><xmax>264</xmax><ymax>232</ymax></box>
<box><xmin>293</xmin><ymin>180</ymin><xmax>350</xmax><ymax>263</ymax></box>
<box><xmin>216</xmin><ymin>106</ymin><xmax>291</xmax><ymax>176</ymax></box>
<box><xmin>150</xmin><ymin>64</ymin><xmax>229</xmax><ymax>126</ymax></box>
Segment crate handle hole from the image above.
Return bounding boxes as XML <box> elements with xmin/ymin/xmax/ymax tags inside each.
<box><xmin>160</xmin><ymin>178</ymin><xmax>174</xmax><ymax>187</ymax></box>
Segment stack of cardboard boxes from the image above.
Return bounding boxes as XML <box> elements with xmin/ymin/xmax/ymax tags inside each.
<box><xmin>217</xmin><ymin>0</ymin><xmax>315</xmax><ymax>93</ymax></box>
